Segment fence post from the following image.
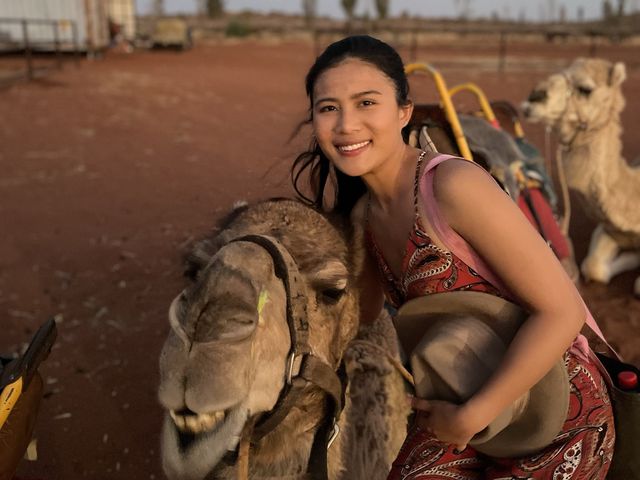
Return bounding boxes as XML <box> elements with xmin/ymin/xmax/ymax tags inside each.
<box><xmin>498</xmin><ymin>30</ymin><xmax>507</xmax><ymax>72</ymax></box>
<box><xmin>313</xmin><ymin>28</ymin><xmax>320</xmax><ymax>57</ymax></box>
<box><xmin>589</xmin><ymin>32</ymin><xmax>597</xmax><ymax>57</ymax></box>
<box><xmin>72</xmin><ymin>20</ymin><xmax>81</xmax><ymax>67</ymax></box>
<box><xmin>21</xmin><ymin>19</ymin><xmax>33</xmax><ymax>80</ymax></box>
<box><xmin>410</xmin><ymin>28</ymin><xmax>417</xmax><ymax>62</ymax></box>
<box><xmin>53</xmin><ymin>21</ymin><xmax>63</xmax><ymax>70</ymax></box>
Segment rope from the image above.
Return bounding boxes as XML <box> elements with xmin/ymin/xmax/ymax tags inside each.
<box><xmin>555</xmin><ymin>145</ymin><xmax>572</xmax><ymax>237</ymax></box>
<box><xmin>543</xmin><ymin>126</ymin><xmax>571</xmax><ymax>237</ymax></box>
<box><xmin>237</xmin><ymin>421</ymin><xmax>255</xmax><ymax>480</ymax></box>
<box><xmin>348</xmin><ymin>339</ymin><xmax>415</xmax><ymax>387</ymax></box>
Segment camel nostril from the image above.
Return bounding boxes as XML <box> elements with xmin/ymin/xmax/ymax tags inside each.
<box><xmin>527</xmin><ymin>89</ymin><xmax>547</xmax><ymax>103</ymax></box>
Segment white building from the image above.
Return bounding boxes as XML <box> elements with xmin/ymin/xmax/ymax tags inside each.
<box><xmin>0</xmin><ymin>0</ymin><xmax>136</xmax><ymax>52</ymax></box>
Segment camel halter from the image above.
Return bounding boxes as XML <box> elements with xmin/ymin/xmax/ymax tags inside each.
<box><xmin>229</xmin><ymin>234</ymin><xmax>346</xmax><ymax>480</ymax></box>
<box><xmin>557</xmin><ymin>71</ymin><xmax>616</xmax><ymax>150</ymax></box>
<box><xmin>552</xmin><ymin>71</ymin><xmax>617</xmax><ymax>235</ymax></box>
<box><xmin>558</xmin><ymin>72</ymin><xmax>590</xmax><ymax>149</ymax></box>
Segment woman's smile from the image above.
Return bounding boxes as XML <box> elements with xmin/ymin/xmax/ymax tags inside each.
<box><xmin>335</xmin><ymin>140</ymin><xmax>372</xmax><ymax>155</ymax></box>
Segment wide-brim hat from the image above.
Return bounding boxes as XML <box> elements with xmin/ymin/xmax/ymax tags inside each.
<box><xmin>395</xmin><ymin>291</ymin><xmax>568</xmax><ymax>458</ymax></box>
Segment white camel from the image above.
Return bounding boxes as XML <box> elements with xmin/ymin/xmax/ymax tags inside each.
<box><xmin>522</xmin><ymin>57</ymin><xmax>640</xmax><ymax>296</ymax></box>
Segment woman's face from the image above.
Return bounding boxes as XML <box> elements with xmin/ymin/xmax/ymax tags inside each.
<box><xmin>311</xmin><ymin>58</ymin><xmax>413</xmax><ymax>178</ymax></box>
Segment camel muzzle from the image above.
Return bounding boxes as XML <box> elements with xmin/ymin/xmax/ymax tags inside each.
<box><xmin>527</xmin><ymin>89</ymin><xmax>548</xmax><ymax>104</ymax></box>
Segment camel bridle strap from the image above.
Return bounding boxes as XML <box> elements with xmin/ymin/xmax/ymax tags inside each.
<box><xmin>559</xmin><ymin>71</ymin><xmax>614</xmax><ymax>150</ymax></box>
<box><xmin>558</xmin><ymin>72</ymin><xmax>590</xmax><ymax>149</ymax></box>
<box><xmin>229</xmin><ymin>234</ymin><xmax>346</xmax><ymax>479</ymax></box>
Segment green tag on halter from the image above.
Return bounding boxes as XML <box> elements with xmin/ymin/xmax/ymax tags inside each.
<box><xmin>257</xmin><ymin>290</ymin><xmax>269</xmax><ymax>315</ymax></box>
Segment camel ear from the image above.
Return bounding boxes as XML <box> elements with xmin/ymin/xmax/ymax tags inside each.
<box><xmin>609</xmin><ymin>62</ymin><xmax>626</xmax><ymax>87</ymax></box>
<box><xmin>183</xmin><ymin>239</ymin><xmax>215</xmax><ymax>280</ymax></box>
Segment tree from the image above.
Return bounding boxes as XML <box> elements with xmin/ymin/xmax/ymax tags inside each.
<box><xmin>375</xmin><ymin>0</ymin><xmax>389</xmax><ymax>20</ymax></box>
<box><xmin>206</xmin><ymin>0</ymin><xmax>224</xmax><ymax>18</ymax></box>
<box><xmin>602</xmin><ymin>0</ymin><xmax>614</xmax><ymax>20</ymax></box>
<box><xmin>559</xmin><ymin>5</ymin><xmax>567</xmax><ymax>23</ymax></box>
<box><xmin>546</xmin><ymin>0</ymin><xmax>557</xmax><ymax>21</ymax></box>
<box><xmin>302</xmin><ymin>0</ymin><xmax>317</xmax><ymax>27</ymax></box>
<box><xmin>617</xmin><ymin>0</ymin><xmax>627</xmax><ymax>16</ymax></box>
<box><xmin>518</xmin><ymin>7</ymin><xmax>526</xmax><ymax>22</ymax></box>
<box><xmin>454</xmin><ymin>0</ymin><xmax>473</xmax><ymax>20</ymax></box>
<box><xmin>153</xmin><ymin>0</ymin><xmax>164</xmax><ymax>16</ymax></box>
<box><xmin>341</xmin><ymin>0</ymin><xmax>357</xmax><ymax>22</ymax></box>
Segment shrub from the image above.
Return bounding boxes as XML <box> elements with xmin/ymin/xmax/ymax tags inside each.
<box><xmin>225</xmin><ymin>19</ymin><xmax>251</xmax><ymax>37</ymax></box>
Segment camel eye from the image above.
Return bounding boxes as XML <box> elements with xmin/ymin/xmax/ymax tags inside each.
<box><xmin>577</xmin><ymin>86</ymin><xmax>592</xmax><ymax>96</ymax></box>
<box><xmin>319</xmin><ymin>286</ymin><xmax>346</xmax><ymax>304</ymax></box>
<box><xmin>310</xmin><ymin>261</ymin><xmax>348</xmax><ymax>305</ymax></box>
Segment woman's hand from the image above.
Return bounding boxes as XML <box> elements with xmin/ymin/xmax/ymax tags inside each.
<box><xmin>410</xmin><ymin>396</ymin><xmax>490</xmax><ymax>452</ymax></box>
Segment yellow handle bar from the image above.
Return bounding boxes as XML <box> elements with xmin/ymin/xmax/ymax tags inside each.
<box><xmin>404</xmin><ymin>63</ymin><xmax>473</xmax><ymax>161</ymax></box>
<box><xmin>448</xmin><ymin>83</ymin><xmax>501</xmax><ymax>130</ymax></box>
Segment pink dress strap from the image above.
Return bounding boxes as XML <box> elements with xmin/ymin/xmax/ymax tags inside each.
<box><xmin>418</xmin><ymin>153</ymin><xmax>613</xmax><ymax>362</ymax></box>
<box><xmin>420</xmin><ymin>154</ymin><xmax>510</xmax><ymax>295</ymax></box>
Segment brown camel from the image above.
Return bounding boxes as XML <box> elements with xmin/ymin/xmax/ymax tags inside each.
<box><xmin>158</xmin><ymin>199</ymin><xmax>410</xmax><ymax>479</ymax></box>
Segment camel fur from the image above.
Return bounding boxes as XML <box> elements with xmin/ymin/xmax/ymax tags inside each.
<box><xmin>158</xmin><ymin>199</ymin><xmax>410</xmax><ymax>479</ymax></box>
<box><xmin>522</xmin><ymin>58</ymin><xmax>640</xmax><ymax>295</ymax></box>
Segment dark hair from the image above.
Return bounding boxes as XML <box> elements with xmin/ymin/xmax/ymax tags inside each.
<box><xmin>291</xmin><ymin>35</ymin><xmax>410</xmax><ymax>216</ymax></box>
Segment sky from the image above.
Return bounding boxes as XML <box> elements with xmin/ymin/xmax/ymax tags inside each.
<box><xmin>136</xmin><ymin>0</ymin><xmax>640</xmax><ymax>22</ymax></box>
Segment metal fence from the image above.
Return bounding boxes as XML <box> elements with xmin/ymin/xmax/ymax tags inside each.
<box><xmin>0</xmin><ymin>18</ymin><xmax>81</xmax><ymax>84</ymax></box>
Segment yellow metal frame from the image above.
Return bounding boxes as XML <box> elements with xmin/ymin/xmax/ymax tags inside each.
<box><xmin>448</xmin><ymin>82</ymin><xmax>501</xmax><ymax>130</ymax></box>
<box><xmin>448</xmin><ymin>84</ymin><xmax>527</xmax><ymax>138</ymax></box>
<box><xmin>0</xmin><ymin>318</ymin><xmax>56</xmax><ymax>431</ymax></box>
<box><xmin>446</xmin><ymin>83</ymin><xmax>541</xmax><ymax>188</ymax></box>
<box><xmin>512</xmin><ymin>119</ymin><xmax>526</xmax><ymax>139</ymax></box>
<box><xmin>0</xmin><ymin>376</ymin><xmax>23</xmax><ymax>430</ymax></box>
<box><xmin>404</xmin><ymin>63</ymin><xmax>473</xmax><ymax>161</ymax></box>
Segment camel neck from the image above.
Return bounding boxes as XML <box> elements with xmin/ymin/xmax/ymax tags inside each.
<box><xmin>564</xmin><ymin>119</ymin><xmax>623</xmax><ymax>181</ymax></box>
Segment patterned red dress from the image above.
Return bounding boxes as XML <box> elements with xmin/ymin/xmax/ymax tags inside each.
<box><xmin>364</xmin><ymin>152</ymin><xmax>615</xmax><ymax>480</ymax></box>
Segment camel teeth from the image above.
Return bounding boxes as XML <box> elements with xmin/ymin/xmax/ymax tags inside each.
<box><xmin>170</xmin><ymin>410</ymin><xmax>187</xmax><ymax>431</ymax></box>
<box><xmin>169</xmin><ymin>410</ymin><xmax>226</xmax><ymax>433</ymax></box>
<box><xmin>200</xmin><ymin>413</ymin><xmax>216</xmax><ymax>430</ymax></box>
<box><xmin>185</xmin><ymin>415</ymin><xmax>201</xmax><ymax>433</ymax></box>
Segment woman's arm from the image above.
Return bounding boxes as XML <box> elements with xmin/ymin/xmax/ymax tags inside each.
<box><xmin>416</xmin><ymin>159</ymin><xmax>584</xmax><ymax>449</ymax></box>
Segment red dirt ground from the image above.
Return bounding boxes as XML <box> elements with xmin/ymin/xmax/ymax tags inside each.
<box><xmin>1</xmin><ymin>38</ymin><xmax>639</xmax><ymax>479</ymax></box>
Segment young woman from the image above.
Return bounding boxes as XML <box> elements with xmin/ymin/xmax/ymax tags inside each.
<box><xmin>291</xmin><ymin>35</ymin><xmax>614</xmax><ymax>479</ymax></box>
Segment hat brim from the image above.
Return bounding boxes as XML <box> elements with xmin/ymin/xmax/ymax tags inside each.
<box><xmin>395</xmin><ymin>291</ymin><xmax>569</xmax><ymax>458</ymax></box>
<box><xmin>395</xmin><ymin>291</ymin><xmax>527</xmax><ymax>355</ymax></box>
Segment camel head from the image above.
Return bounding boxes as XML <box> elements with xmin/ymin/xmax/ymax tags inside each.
<box><xmin>158</xmin><ymin>200</ymin><xmax>361</xmax><ymax>480</ymax></box>
<box><xmin>522</xmin><ymin>58</ymin><xmax>626</xmax><ymax>144</ymax></box>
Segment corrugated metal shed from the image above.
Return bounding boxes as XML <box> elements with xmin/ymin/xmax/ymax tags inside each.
<box><xmin>0</xmin><ymin>0</ymin><xmax>112</xmax><ymax>51</ymax></box>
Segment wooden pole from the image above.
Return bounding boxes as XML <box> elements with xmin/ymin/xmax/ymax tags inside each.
<box><xmin>410</xmin><ymin>29</ymin><xmax>417</xmax><ymax>62</ymax></box>
<box><xmin>498</xmin><ymin>31</ymin><xmax>507</xmax><ymax>72</ymax></box>
<box><xmin>589</xmin><ymin>33</ymin><xmax>598</xmax><ymax>57</ymax></box>
<box><xmin>22</xmin><ymin>20</ymin><xmax>33</xmax><ymax>80</ymax></box>
<box><xmin>72</xmin><ymin>21</ymin><xmax>81</xmax><ymax>66</ymax></box>
<box><xmin>54</xmin><ymin>21</ymin><xmax>63</xmax><ymax>70</ymax></box>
